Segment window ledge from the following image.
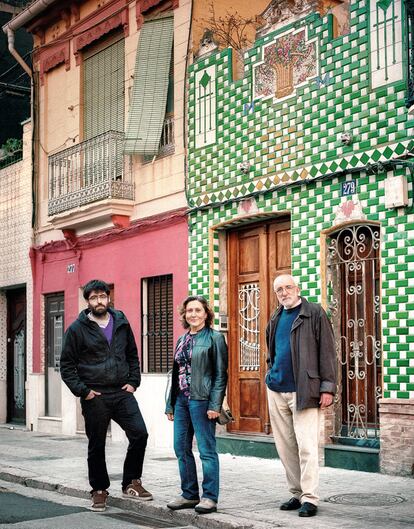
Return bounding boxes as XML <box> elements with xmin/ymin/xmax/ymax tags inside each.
<box><xmin>49</xmin><ymin>198</ymin><xmax>135</xmax><ymax>230</ymax></box>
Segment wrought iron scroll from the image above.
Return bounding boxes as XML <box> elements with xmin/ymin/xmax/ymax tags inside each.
<box><xmin>238</xmin><ymin>283</ymin><xmax>260</xmax><ymax>371</ymax></box>
<box><xmin>327</xmin><ymin>225</ymin><xmax>381</xmax><ymax>440</ymax></box>
<box><xmin>13</xmin><ymin>329</ymin><xmax>25</xmax><ymax>410</ymax></box>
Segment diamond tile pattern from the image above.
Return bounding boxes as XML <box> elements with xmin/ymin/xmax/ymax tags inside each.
<box><xmin>187</xmin><ymin>4</ymin><xmax>414</xmax><ymax>398</ymax></box>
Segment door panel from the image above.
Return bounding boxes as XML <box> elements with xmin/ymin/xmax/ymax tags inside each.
<box><xmin>45</xmin><ymin>294</ymin><xmax>64</xmax><ymax>417</ymax></box>
<box><xmin>239</xmin><ymin>235</ymin><xmax>260</xmax><ymax>274</ymax></box>
<box><xmin>7</xmin><ymin>289</ymin><xmax>26</xmax><ymax>423</ymax></box>
<box><xmin>227</xmin><ymin>218</ymin><xmax>291</xmax><ymax>434</ymax></box>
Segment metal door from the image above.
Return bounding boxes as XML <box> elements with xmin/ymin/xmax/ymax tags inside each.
<box><xmin>6</xmin><ymin>288</ymin><xmax>26</xmax><ymax>423</ymax></box>
<box><xmin>327</xmin><ymin>224</ymin><xmax>382</xmax><ymax>442</ymax></box>
<box><xmin>45</xmin><ymin>294</ymin><xmax>64</xmax><ymax>417</ymax></box>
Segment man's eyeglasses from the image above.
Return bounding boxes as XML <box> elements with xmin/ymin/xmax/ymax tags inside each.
<box><xmin>88</xmin><ymin>294</ymin><xmax>108</xmax><ymax>302</ymax></box>
<box><xmin>275</xmin><ymin>285</ymin><xmax>296</xmax><ymax>295</ymax></box>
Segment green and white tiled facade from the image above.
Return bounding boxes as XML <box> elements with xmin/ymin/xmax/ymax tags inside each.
<box><xmin>187</xmin><ymin>0</ymin><xmax>414</xmax><ymax>472</ymax></box>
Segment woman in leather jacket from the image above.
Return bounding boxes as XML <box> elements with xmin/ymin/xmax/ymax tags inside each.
<box><xmin>165</xmin><ymin>296</ymin><xmax>228</xmax><ymax>514</ymax></box>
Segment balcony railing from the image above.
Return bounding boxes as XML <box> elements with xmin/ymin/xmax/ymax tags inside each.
<box><xmin>143</xmin><ymin>115</ymin><xmax>174</xmax><ymax>163</ymax></box>
<box><xmin>48</xmin><ymin>131</ymin><xmax>134</xmax><ymax>216</ymax></box>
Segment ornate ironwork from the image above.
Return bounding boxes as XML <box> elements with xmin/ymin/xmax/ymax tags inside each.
<box><xmin>13</xmin><ymin>329</ymin><xmax>25</xmax><ymax>410</ymax></box>
<box><xmin>143</xmin><ymin>116</ymin><xmax>175</xmax><ymax>162</ymax></box>
<box><xmin>53</xmin><ymin>314</ymin><xmax>63</xmax><ymax>371</ymax></box>
<box><xmin>48</xmin><ymin>131</ymin><xmax>134</xmax><ymax>215</ymax></box>
<box><xmin>238</xmin><ymin>283</ymin><xmax>260</xmax><ymax>371</ymax></box>
<box><xmin>327</xmin><ymin>225</ymin><xmax>382</xmax><ymax>441</ymax></box>
<box><xmin>406</xmin><ymin>0</ymin><xmax>414</xmax><ymax>107</ymax></box>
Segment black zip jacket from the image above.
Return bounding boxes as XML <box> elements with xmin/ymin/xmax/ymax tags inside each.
<box><xmin>60</xmin><ymin>308</ymin><xmax>141</xmax><ymax>398</ymax></box>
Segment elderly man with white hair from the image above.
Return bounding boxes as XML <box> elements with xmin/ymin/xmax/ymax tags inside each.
<box><xmin>266</xmin><ymin>274</ymin><xmax>337</xmax><ymax>518</ymax></box>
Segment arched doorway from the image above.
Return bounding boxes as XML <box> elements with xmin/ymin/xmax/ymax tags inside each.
<box><xmin>327</xmin><ymin>224</ymin><xmax>382</xmax><ymax>444</ymax></box>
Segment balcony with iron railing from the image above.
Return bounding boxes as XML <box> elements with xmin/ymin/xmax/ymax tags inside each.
<box><xmin>143</xmin><ymin>115</ymin><xmax>174</xmax><ymax>163</ymax></box>
<box><xmin>48</xmin><ymin>131</ymin><xmax>134</xmax><ymax>218</ymax></box>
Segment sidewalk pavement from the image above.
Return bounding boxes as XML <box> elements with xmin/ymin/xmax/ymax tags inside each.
<box><xmin>0</xmin><ymin>425</ymin><xmax>412</xmax><ymax>529</ymax></box>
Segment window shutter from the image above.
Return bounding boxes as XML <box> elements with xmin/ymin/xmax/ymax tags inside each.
<box><xmin>143</xmin><ymin>275</ymin><xmax>173</xmax><ymax>373</ymax></box>
<box><xmin>124</xmin><ymin>17</ymin><xmax>174</xmax><ymax>155</ymax></box>
<box><xmin>83</xmin><ymin>38</ymin><xmax>125</xmax><ymax>139</ymax></box>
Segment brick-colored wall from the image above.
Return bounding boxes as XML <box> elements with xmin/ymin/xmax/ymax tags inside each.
<box><xmin>379</xmin><ymin>398</ymin><xmax>414</xmax><ymax>476</ymax></box>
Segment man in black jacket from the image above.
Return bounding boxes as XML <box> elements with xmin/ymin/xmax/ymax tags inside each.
<box><xmin>60</xmin><ymin>279</ymin><xmax>152</xmax><ymax>512</ymax></box>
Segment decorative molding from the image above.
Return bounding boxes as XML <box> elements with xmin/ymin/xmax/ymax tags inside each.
<box><xmin>71</xmin><ymin>3</ymin><xmax>80</xmax><ymax>23</ymax></box>
<box><xmin>332</xmin><ymin>197</ymin><xmax>367</xmax><ymax>226</ymax></box>
<box><xmin>73</xmin><ymin>0</ymin><xmax>129</xmax><ymax>65</ymax></box>
<box><xmin>33</xmin><ymin>28</ymin><xmax>46</xmax><ymax>46</ymax></box>
<box><xmin>39</xmin><ymin>41</ymin><xmax>70</xmax><ymax>85</ymax></box>
<box><xmin>35</xmin><ymin>208</ymin><xmax>187</xmax><ymax>254</ymax></box>
<box><xmin>136</xmin><ymin>0</ymin><xmax>178</xmax><ymax>29</ymax></box>
<box><xmin>237</xmin><ymin>198</ymin><xmax>259</xmax><ymax>217</ymax></box>
<box><xmin>253</xmin><ymin>26</ymin><xmax>318</xmax><ymax>101</ymax></box>
<box><xmin>111</xmin><ymin>214</ymin><xmax>130</xmax><ymax>228</ymax></box>
<box><xmin>61</xmin><ymin>8</ymin><xmax>71</xmax><ymax>30</ymax></box>
<box><xmin>257</xmin><ymin>0</ymin><xmax>318</xmax><ymax>36</ymax></box>
<box><xmin>62</xmin><ymin>229</ymin><xmax>78</xmax><ymax>245</ymax></box>
<box><xmin>370</xmin><ymin>0</ymin><xmax>403</xmax><ymax>88</ymax></box>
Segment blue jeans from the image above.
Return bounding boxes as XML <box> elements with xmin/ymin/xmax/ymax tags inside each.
<box><xmin>173</xmin><ymin>392</ymin><xmax>219</xmax><ymax>502</ymax></box>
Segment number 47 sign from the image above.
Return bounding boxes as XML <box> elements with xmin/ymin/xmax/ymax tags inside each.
<box><xmin>341</xmin><ymin>180</ymin><xmax>357</xmax><ymax>197</ymax></box>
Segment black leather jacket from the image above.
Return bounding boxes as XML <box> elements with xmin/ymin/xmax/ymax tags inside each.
<box><xmin>165</xmin><ymin>327</ymin><xmax>228</xmax><ymax>413</ymax></box>
<box><xmin>60</xmin><ymin>308</ymin><xmax>141</xmax><ymax>398</ymax></box>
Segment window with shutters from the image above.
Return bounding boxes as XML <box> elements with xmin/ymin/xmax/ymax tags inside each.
<box><xmin>124</xmin><ymin>16</ymin><xmax>174</xmax><ymax>156</ymax></box>
<box><xmin>143</xmin><ymin>49</ymin><xmax>174</xmax><ymax>163</ymax></box>
<box><xmin>83</xmin><ymin>33</ymin><xmax>125</xmax><ymax>139</ymax></box>
<box><xmin>141</xmin><ymin>274</ymin><xmax>173</xmax><ymax>373</ymax></box>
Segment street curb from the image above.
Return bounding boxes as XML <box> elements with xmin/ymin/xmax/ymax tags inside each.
<box><xmin>0</xmin><ymin>468</ymin><xmax>277</xmax><ymax>529</ymax></box>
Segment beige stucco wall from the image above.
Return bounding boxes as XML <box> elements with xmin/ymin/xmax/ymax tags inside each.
<box><xmin>0</xmin><ymin>119</ymin><xmax>34</xmax><ymax>423</ymax></box>
<box><xmin>35</xmin><ymin>0</ymin><xmax>190</xmax><ymax>243</ymax></box>
<box><xmin>192</xmin><ymin>0</ymin><xmax>270</xmax><ymax>55</ymax></box>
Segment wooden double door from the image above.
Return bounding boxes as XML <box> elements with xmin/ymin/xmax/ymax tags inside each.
<box><xmin>227</xmin><ymin>218</ymin><xmax>291</xmax><ymax>434</ymax></box>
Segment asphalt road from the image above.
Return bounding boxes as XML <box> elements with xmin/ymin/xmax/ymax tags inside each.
<box><xmin>0</xmin><ymin>480</ymin><xmax>196</xmax><ymax>529</ymax></box>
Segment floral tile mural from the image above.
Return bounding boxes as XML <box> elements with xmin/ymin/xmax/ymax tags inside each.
<box><xmin>254</xmin><ymin>28</ymin><xmax>317</xmax><ymax>100</ymax></box>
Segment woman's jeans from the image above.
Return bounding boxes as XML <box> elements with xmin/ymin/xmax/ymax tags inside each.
<box><xmin>81</xmin><ymin>390</ymin><xmax>148</xmax><ymax>491</ymax></box>
<box><xmin>173</xmin><ymin>392</ymin><xmax>219</xmax><ymax>501</ymax></box>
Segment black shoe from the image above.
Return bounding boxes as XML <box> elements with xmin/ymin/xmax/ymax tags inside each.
<box><xmin>298</xmin><ymin>502</ymin><xmax>318</xmax><ymax>517</ymax></box>
<box><xmin>280</xmin><ymin>497</ymin><xmax>301</xmax><ymax>511</ymax></box>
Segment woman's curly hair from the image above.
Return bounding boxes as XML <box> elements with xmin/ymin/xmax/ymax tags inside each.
<box><xmin>178</xmin><ymin>295</ymin><xmax>214</xmax><ymax>329</ymax></box>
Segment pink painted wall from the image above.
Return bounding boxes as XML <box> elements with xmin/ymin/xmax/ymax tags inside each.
<box><xmin>31</xmin><ymin>218</ymin><xmax>188</xmax><ymax>373</ymax></box>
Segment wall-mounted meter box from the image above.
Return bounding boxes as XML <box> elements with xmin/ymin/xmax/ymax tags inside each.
<box><xmin>384</xmin><ymin>175</ymin><xmax>408</xmax><ymax>208</ymax></box>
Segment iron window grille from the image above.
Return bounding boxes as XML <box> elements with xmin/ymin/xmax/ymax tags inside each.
<box><xmin>141</xmin><ymin>275</ymin><xmax>173</xmax><ymax>373</ymax></box>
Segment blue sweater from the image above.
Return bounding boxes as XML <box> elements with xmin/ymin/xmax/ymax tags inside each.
<box><xmin>266</xmin><ymin>305</ymin><xmax>301</xmax><ymax>392</ymax></box>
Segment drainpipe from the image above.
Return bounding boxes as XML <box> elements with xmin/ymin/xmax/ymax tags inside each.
<box><xmin>5</xmin><ymin>26</ymin><xmax>32</xmax><ymax>78</ymax></box>
<box><xmin>5</xmin><ymin>25</ymin><xmax>37</xmax><ymax>230</ymax></box>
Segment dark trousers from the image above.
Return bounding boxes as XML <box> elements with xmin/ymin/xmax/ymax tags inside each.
<box><xmin>81</xmin><ymin>390</ymin><xmax>148</xmax><ymax>491</ymax></box>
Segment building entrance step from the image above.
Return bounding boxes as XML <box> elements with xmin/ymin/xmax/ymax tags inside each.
<box><xmin>324</xmin><ymin>444</ymin><xmax>379</xmax><ymax>473</ymax></box>
<box><xmin>216</xmin><ymin>433</ymin><xmax>278</xmax><ymax>459</ymax></box>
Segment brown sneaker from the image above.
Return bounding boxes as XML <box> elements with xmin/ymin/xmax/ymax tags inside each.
<box><xmin>90</xmin><ymin>490</ymin><xmax>108</xmax><ymax>512</ymax></box>
<box><xmin>123</xmin><ymin>479</ymin><xmax>153</xmax><ymax>501</ymax></box>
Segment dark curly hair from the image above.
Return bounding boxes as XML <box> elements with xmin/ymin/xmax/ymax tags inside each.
<box><xmin>83</xmin><ymin>279</ymin><xmax>110</xmax><ymax>300</ymax></box>
<box><xmin>178</xmin><ymin>295</ymin><xmax>214</xmax><ymax>329</ymax></box>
